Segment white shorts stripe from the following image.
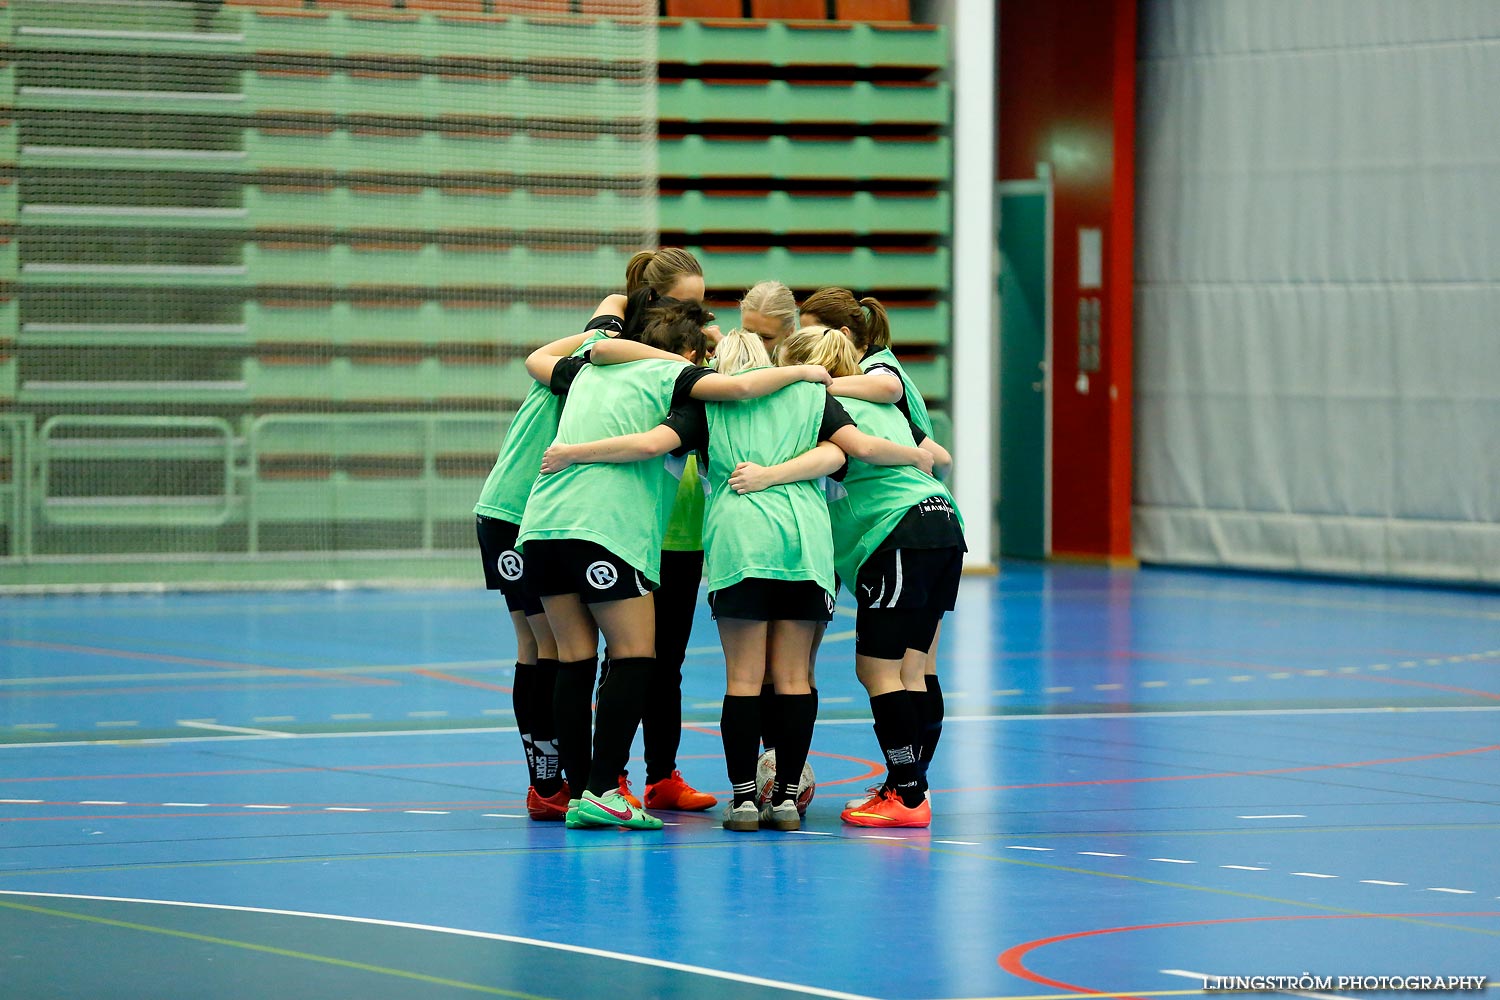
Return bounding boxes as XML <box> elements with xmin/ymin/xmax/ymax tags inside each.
<box><xmin>887</xmin><ymin>549</ymin><xmax>905</xmax><ymax>608</ymax></box>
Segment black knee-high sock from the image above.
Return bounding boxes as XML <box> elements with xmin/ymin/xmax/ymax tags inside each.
<box><xmin>512</xmin><ymin>661</ymin><xmax>537</xmax><ymax>783</ymax></box>
<box><xmin>586</xmin><ymin>656</ymin><xmax>652</xmax><ymax>797</ymax></box>
<box><xmin>643</xmin><ymin>658</ymin><xmax>684</xmax><ymax>784</ymax></box>
<box><xmin>646</xmin><ymin>548</ymin><xmax>700</xmax><ymax>783</ymax></box>
<box><xmin>758</xmin><ymin>682</ymin><xmax>777</xmax><ymax>750</ymax></box>
<box><xmin>553</xmin><ymin>658</ymin><xmax>597</xmax><ymax>795</ymax></box>
<box><xmin>529</xmin><ymin>658</ymin><xmax>562</xmax><ymax>796</ymax></box>
<box><xmin>770</xmin><ymin>693</ymin><xmax>816</xmax><ymax>805</ymax></box>
<box><xmin>919</xmin><ymin>674</ymin><xmax>944</xmax><ymax>777</ymax></box>
<box><xmin>720</xmin><ymin>695</ymin><xmax>761</xmax><ymax>806</ymax></box>
<box><xmin>871</xmin><ymin>690</ymin><xmax>926</xmax><ymax>807</ymax></box>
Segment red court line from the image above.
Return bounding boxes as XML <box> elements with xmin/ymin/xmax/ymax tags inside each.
<box><xmin>1334</xmin><ymin>673</ymin><xmax>1500</xmax><ymax>701</ymax></box>
<box><xmin>998</xmin><ymin>912</ymin><xmax>1500</xmax><ymax>999</ymax></box>
<box><xmin>933</xmin><ymin>743</ymin><xmax>1500</xmax><ymax>795</ymax></box>
<box><xmin>0</xmin><ymin>802</ymin><xmax>527</xmax><ymax>824</ymax></box>
<box><xmin>806</xmin><ymin>748</ymin><xmax>885</xmax><ymax>789</ymax></box>
<box><xmin>410</xmin><ymin>669</ymin><xmax>512</xmax><ymax>693</ymax></box>
<box><xmin>1</xmin><ymin>640</ymin><xmax>396</xmax><ymax>687</ymax></box>
<box><xmin>0</xmin><ymin>760</ymin><xmax>523</xmax><ymax>784</ymax></box>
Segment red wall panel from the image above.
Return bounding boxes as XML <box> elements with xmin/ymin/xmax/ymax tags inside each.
<box><xmin>998</xmin><ymin>0</ymin><xmax>1136</xmax><ymax>559</ymax></box>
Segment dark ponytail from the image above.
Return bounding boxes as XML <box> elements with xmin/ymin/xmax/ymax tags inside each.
<box><xmin>641</xmin><ymin>300</ymin><xmax>711</xmax><ymax>363</ymax></box>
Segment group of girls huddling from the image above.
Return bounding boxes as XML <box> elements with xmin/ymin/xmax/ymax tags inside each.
<box><xmin>473</xmin><ymin>247</ymin><xmax>965</xmax><ymax>833</ymax></box>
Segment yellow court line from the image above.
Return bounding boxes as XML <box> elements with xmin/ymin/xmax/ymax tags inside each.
<box><xmin>937</xmin><ymin>990</ymin><xmax>1203</xmax><ymax>1000</ymax></box>
<box><xmin>0</xmin><ymin>834</ymin><xmax>837</xmax><ymax>880</ymax></box>
<box><xmin>0</xmin><ymin>898</ymin><xmax>552</xmax><ymax>999</ymax></box>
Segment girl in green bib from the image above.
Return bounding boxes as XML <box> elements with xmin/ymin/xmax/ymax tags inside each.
<box><xmin>519</xmin><ymin>302</ymin><xmax>834</xmax><ymax>831</ymax></box>
<box><xmin>543</xmin><ymin>324</ymin><xmax>931</xmax><ymax>832</ymax></box>
<box><xmin>472</xmin><ymin>248</ymin><xmax>708</xmax><ymax>822</ymax></box>
<box><xmin>472</xmin><ymin>294</ymin><xmax>627</xmax><ymax>823</ymax></box>
<box><xmin>730</xmin><ymin>325</ymin><xmax>964</xmax><ymax>830</ymax></box>
<box><xmin>800</xmin><ymin>287</ymin><xmax>955</xmax><ymax>799</ymax></box>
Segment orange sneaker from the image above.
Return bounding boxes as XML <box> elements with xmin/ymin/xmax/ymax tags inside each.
<box><xmin>840</xmin><ymin>787</ymin><xmax>931</xmax><ymax>828</ymax></box>
<box><xmin>526</xmin><ymin>782</ymin><xmax>572</xmax><ymax>822</ymax></box>
<box><xmin>644</xmin><ymin>770</ymin><xmax>718</xmax><ymax>811</ymax></box>
<box><xmin>617</xmin><ymin>774</ymin><xmax>642</xmax><ymax>810</ymax></box>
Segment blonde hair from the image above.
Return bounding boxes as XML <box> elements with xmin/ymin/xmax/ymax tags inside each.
<box><xmin>800</xmin><ymin>286</ymin><xmax>891</xmax><ymax>353</ymax></box>
<box><xmin>777</xmin><ymin>325</ymin><xmax>862</xmax><ymax>377</ymax></box>
<box><xmin>713</xmin><ymin>327</ymin><xmax>774</xmax><ymax>375</ymax></box>
<box><xmin>738</xmin><ymin>280</ymin><xmax>798</xmax><ymax>338</ymax></box>
<box><xmin>624</xmin><ymin>247</ymin><xmax>703</xmax><ymax>296</ymax></box>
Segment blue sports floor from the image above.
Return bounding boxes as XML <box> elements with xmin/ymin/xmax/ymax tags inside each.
<box><xmin>2</xmin><ymin>564</ymin><xmax>1498</xmax><ymax>1000</ymax></box>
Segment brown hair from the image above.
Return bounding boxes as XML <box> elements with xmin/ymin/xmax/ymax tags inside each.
<box><xmin>799</xmin><ymin>287</ymin><xmax>891</xmax><ymax>353</ymax></box>
<box><xmin>738</xmin><ymin>280</ymin><xmax>798</xmax><ymax>338</ymax></box>
<box><xmin>777</xmin><ymin>325</ymin><xmax>862</xmax><ymax>378</ymax></box>
<box><xmin>625</xmin><ymin>247</ymin><xmax>703</xmax><ymax>297</ymax></box>
<box><xmin>640</xmin><ymin>300</ymin><xmax>710</xmax><ymax>364</ymax></box>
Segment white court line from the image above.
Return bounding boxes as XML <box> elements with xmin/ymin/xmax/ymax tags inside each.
<box><xmin>1079</xmin><ymin>852</ymin><xmax>1126</xmax><ymax>857</ymax></box>
<box><xmin>1360</xmin><ymin>880</ymin><xmax>1405</xmax><ymax>886</ymax></box>
<box><xmin>0</xmin><ymin>892</ymin><xmax>879</xmax><ymax>1000</ymax></box>
<box><xmin>9</xmin><ymin>704</ymin><xmax>1500</xmax><ymax>750</ymax></box>
<box><xmin>934</xmin><ymin>840</ymin><xmax>979</xmax><ymax>846</ymax></box>
<box><xmin>787</xmin><ymin>830</ymin><xmax>834</xmax><ymax>837</ymax></box>
<box><xmin>177</xmin><ymin>720</ymin><xmax>292</xmax><ymax>738</ymax></box>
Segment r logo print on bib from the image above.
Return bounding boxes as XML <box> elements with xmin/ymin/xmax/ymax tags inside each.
<box><xmin>586</xmin><ymin>560</ymin><xmax>619</xmax><ymax>590</ymax></box>
<box><xmin>497</xmin><ymin>550</ymin><xmax>524</xmax><ymax>582</ymax></box>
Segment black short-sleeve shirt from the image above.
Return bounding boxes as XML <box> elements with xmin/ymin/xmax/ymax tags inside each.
<box><xmin>548</xmin><ymin>356</ymin><xmax>590</xmax><ymax>397</ymax></box>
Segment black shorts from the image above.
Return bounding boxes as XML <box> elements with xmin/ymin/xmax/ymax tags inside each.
<box><xmin>475</xmin><ymin>515</ymin><xmax>543</xmax><ymax>617</ymax></box>
<box><xmin>709</xmin><ymin>578</ymin><xmax>834</xmax><ymax>623</ymax></box>
<box><xmin>853</xmin><ymin>545</ymin><xmax>963</xmax><ymax>659</ymax></box>
<box><xmin>854</xmin><ymin>544</ymin><xmax>963</xmax><ymax>614</ymax></box>
<box><xmin>523</xmin><ymin>538</ymin><xmax>656</xmax><ymax>605</ymax></box>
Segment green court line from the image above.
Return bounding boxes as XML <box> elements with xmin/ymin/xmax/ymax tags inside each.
<box><xmin>0</xmin><ymin>834</ymin><xmax>838</xmax><ymax>880</ymax></box>
<box><xmin>0</xmin><ymin>898</ymin><xmax>555</xmax><ymax>999</ymax></box>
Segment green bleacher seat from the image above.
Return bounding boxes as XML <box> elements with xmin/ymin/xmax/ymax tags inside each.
<box><xmin>661</xmin><ymin>135</ymin><xmax>948</xmax><ymax>181</ymax></box>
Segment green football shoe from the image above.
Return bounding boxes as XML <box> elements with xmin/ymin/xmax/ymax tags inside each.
<box><xmin>572</xmin><ymin>789</ymin><xmax>663</xmax><ymax>830</ymax></box>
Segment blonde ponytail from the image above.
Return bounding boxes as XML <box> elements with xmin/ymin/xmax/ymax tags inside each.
<box><xmin>777</xmin><ymin>325</ymin><xmax>862</xmax><ymax>377</ymax></box>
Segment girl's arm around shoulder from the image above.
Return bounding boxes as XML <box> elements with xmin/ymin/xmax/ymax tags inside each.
<box><xmin>828</xmin><ymin>425</ymin><xmax>934</xmax><ymax>476</ymax></box>
<box><xmin>828</xmin><ymin>373</ymin><xmax>903</xmax><ymax>404</ymax></box>
<box><xmin>690</xmin><ymin>364</ymin><xmax>830</xmax><ymax>402</ymax></box>
<box><xmin>540</xmin><ymin>425</ymin><xmax>684</xmax><ymax>475</ymax></box>
<box><xmin>919</xmin><ymin>435</ymin><xmax>953</xmax><ymax>479</ymax></box>
<box><xmin>588</xmin><ymin>338</ymin><xmax>687</xmax><ymax>366</ymax></box>
<box><xmin>525</xmin><ymin>330</ymin><xmax>608</xmax><ymax>386</ymax></box>
<box><xmin>727</xmin><ymin>441</ymin><xmax>847</xmax><ymax>495</ymax></box>
<box><xmin>591</xmin><ymin>293</ymin><xmax>628</xmax><ymax>323</ymax></box>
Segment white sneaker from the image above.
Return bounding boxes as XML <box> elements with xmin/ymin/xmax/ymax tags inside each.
<box><xmin>722</xmin><ymin>800</ymin><xmax>760</xmax><ymax>832</ymax></box>
<box><xmin>759</xmin><ymin>799</ymin><xmax>800</xmax><ymax>831</ymax></box>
